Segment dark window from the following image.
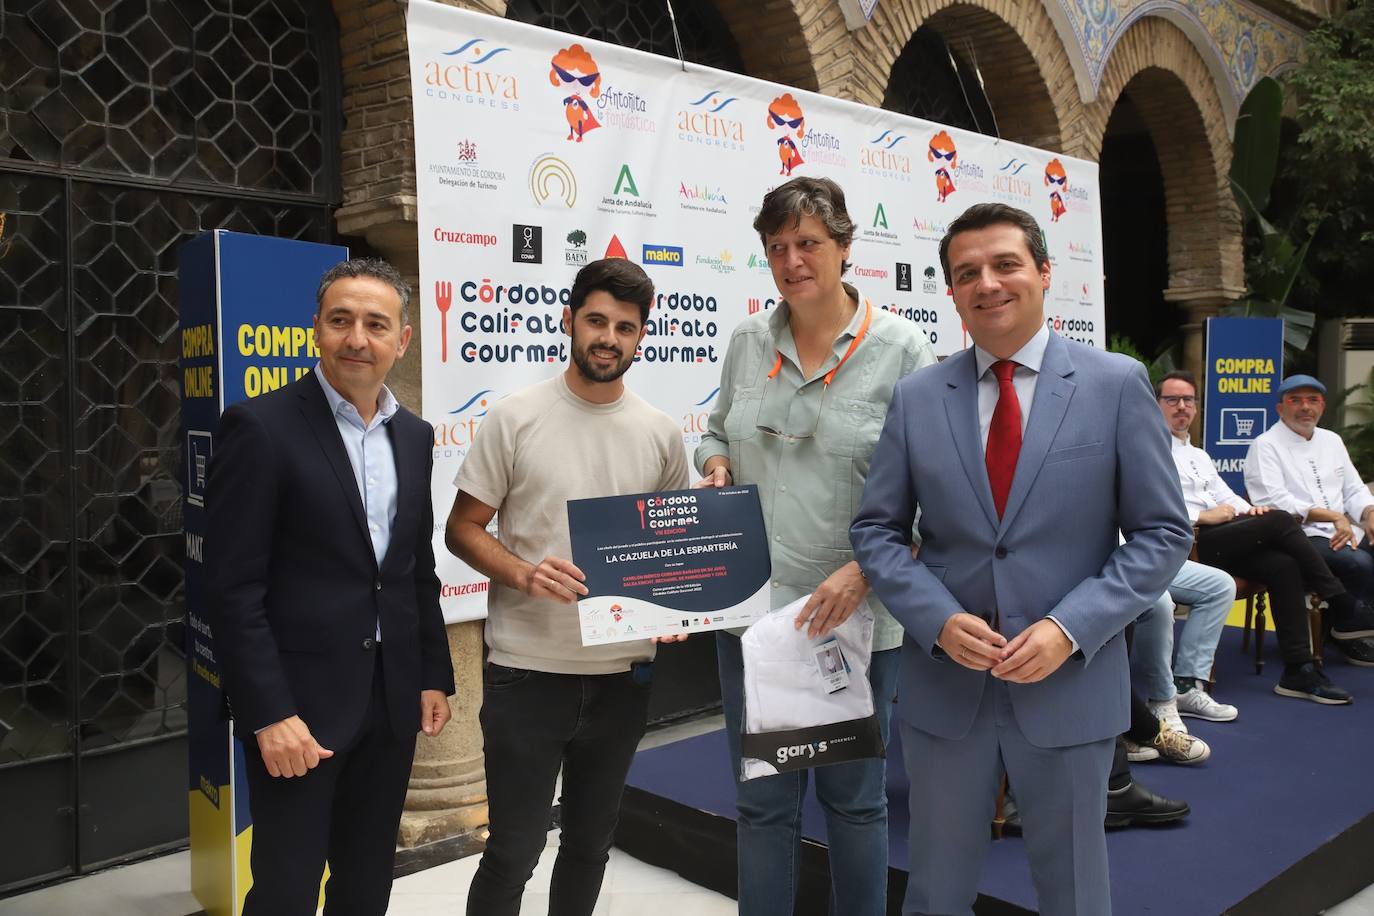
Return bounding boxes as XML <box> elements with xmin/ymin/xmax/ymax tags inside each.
<box><xmin>882</xmin><ymin>27</ymin><xmax>995</xmax><ymax>135</ymax></box>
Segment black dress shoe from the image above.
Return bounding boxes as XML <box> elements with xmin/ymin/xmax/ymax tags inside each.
<box><xmin>1105</xmin><ymin>781</ymin><xmax>1189</xmax><ymax>828</ymax></box>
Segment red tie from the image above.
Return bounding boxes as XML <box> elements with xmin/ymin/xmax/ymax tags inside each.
<box><xmin>986</xmin><ymin>360</ymin><xmax>1021</xmax><ymax>518</ymax></box>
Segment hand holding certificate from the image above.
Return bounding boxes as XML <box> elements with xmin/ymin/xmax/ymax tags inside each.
<box><xmin>567</xmin><ymin>485</ymin><xmax>772</xmax><ymax>645</ymax></box>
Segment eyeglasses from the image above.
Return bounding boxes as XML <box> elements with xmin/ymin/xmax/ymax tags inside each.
<box><xmin>769</xmin><ymin>111</ymin><xmax>803</xmax><ymax>130</ymax></box>
<box><xmin>1282</xmin><ymin>395</ymin><xmax>1325</xmax><ymax>407</ymax></box>
<box><xmin>551</xmin><ymin>62</ymin><xmax>599</xmax><ymax>87</ymax></box>
<box><xmin>1159</xmin><ymin>395</ymin><xmax>1196</xmax><ymax>407</ymax></box>
<box><xmin>929</xmin><ymin>146</ymin><xmax>955</xmax><ymax>161</ymax></box>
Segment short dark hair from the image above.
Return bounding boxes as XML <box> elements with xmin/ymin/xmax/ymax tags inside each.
<box><xmin>752</xmin><ymin>177</ymin><xmax>855</xmax><ymax>274</ymax></box>
<box><xmin>938</xmin><ymin>203</ymin><xmax>1049</xmax><ymax>287</ymax></box>
<box><xmin>569</xmin><ymin>258</ymin><xmax>655</xmax><ymax>323</ymax></box>
<box><xmin>316</xmin><ymin>257</ymin><xmax>411</xmax><ymax>326</ymax></box>
<box><xmin>1154</xmin><ymin>369</ymin><xmax>1197</xmax><ymax>398</ymax></box>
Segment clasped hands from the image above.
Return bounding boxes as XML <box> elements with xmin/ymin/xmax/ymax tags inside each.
<box><xmin>938</xmin><ymin>612</ymin><xmax>1072</xmax><ymax>684</ymax></box>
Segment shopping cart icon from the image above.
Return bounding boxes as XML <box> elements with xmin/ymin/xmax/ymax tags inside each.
<box><xmin>1217</xmin><ymin>408</ymin><xmax>1267</xmax><ymax>445</ymax></box>
<box><xmin>186</xmin><ymin>430</ymin><xmax>213</xmax><ymax>507</ymax></box>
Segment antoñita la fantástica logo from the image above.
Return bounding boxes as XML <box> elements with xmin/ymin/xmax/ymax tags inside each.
<box><xmin>549</xmin><ymin>44</ymin><xmax>602</xmax><ymax>142</ymax></box>
<box><xmin>767</xmin><ymin>93</ymin><xmax>806</xmax><ymax>176</ymax></box>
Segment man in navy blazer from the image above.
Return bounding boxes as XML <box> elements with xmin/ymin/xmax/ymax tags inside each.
<box><xmin>851</xmin><ymin>204</ymin><xmax>1190</xmax><ymax>915</ymax></box>
<box><xmin>207</xmin><ymin>258</ymin><xmax>455</xmax><ymax>915</ymax></box>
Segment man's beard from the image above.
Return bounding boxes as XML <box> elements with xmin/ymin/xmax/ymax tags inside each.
<box><xmin>571</xmin><ymin>334</ymin><xmax>634</xmax><ymax>383</ymax></box>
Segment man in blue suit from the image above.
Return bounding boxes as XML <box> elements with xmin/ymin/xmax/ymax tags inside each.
<box><xmin>851</xmin><ymin>203</ymin><xmax>1191</xmax><ymax>915</ymax></box>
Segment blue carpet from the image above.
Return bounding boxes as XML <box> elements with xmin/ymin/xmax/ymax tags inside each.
<box><xmin>626</xmin><ymin>625</ymin><xmax>1374</xmax><ymax>914</ymax></box>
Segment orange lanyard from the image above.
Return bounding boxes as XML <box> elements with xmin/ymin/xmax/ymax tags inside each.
<box><xmin>767</xmin><ymin>298</ymin><xmax>873</xmax><ymax>387</ymax></box>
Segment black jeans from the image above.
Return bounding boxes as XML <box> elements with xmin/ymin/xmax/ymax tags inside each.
<box><xmin>1196</xmin><ymin>511</ymin><xmax>1344</xmax><ymax>667</ymax></box>
<box><xmin>466</xmin><ymin>664</ymin><xmax>652</xmax><ymax>916</ymax></box>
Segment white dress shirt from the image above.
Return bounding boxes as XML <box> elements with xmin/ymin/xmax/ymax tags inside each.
<box><xmin>1171</xmin><ymin>434</ymin><xmax>1251</xmax><ymax>523</ymax></box>
<box><xmin>970</xmin><ymin>325</ymin><xmax>1077</xmax><ymax>649</ymax></box>
<box><xmin>1244</xmin><ymin>421</ymin><xmax>1374</xmax><ymax>541</ymax></box>
<box><xmin>315</xmin><ymin>364</ymin><xmax>400</xmax><ymax>639</ymax></box>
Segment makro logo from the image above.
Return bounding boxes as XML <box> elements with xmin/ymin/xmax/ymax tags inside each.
<box><xmin>927</xmin><ymin>130</ymin><xmax>957</xmax><ymax>200</ymax></box>
<box><xmin>549</xmin><ymin>44</ymin><xmax>602</xmax><ymax>142</ymax></box>
<box><xmin>529</xmin><ymin>154</ymin><xmax>576</xmax><ymax>207</ymax></box>
<box><xmin>433</xmin><ymin>227</ymin><xmax>497</xmax><ymax>248</ymax></box>
<box><xmin>859</xmin><ymin>129</ymin><xmax>913</xmax><ymax>183</ymax></box>
<box><xmin>434</xmin><ymin>388</ymin><xmax>497</xmax><ymax>455</ymax></box>
<box><xmin>1045</xmin><ymin>159</ymin><xmax>1069</xmax><ymax>222</ymax></box>
<box><xmin>678</xmin><ymin>89</ymin><xmax>745</xmax><ymax>152</ymax></box>
<box><xmin>423</xmin><ymin>38</ymin><xmax>519</xmax><ymax>110</ymax></box>
<box><xmin>642</xmin><ymin>244</ymin><xmax>684</xmax><ymax>267</ymax></box>
<box><xmin>992</xmin><ymin>156</ymin><xmax>1034</xmax><ymax>201</ymax></box>
<box><xmin>767</xmin><ymin>93</ymin><xmax>806</xmax><ymax>176</ymax></box>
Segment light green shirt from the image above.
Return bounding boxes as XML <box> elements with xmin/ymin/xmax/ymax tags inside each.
<box><xmin>695</xmin><ymin>283</ymin><xmax>936</xmax><ymax>650</ymax></box>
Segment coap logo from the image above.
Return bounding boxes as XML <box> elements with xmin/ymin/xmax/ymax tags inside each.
<box><xmin>766</xmin><ymin>93</ymin><xmax>806</xmax><ymax>176</ymax></box>
<box><xmin>549</xmin><ymin>44</ymin><xmax>602</xmax><ymax>142</ymax></box>
<box><xmin>1045</xmin><ymin>159</ymin><xmax>1068</xmax><ymax>222</ymax></box>
<box><xmin>422</xmin><ymin>38</ymin><xmax>519</xmax><ymax>110</ymax></box>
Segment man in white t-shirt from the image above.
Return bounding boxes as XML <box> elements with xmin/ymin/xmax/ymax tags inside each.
<box><xmin>445</xmin><ymin>258</ymin><xmax>689</xmax><ymax>916</ymax></box>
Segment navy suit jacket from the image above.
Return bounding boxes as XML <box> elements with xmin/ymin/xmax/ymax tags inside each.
<box><xmin>850</xmin><ymin>333</ymin><xmax>1190</xmax><ymax>747</ymax></box>
<box><xmin>205</xmin><ymin>373</ymin><xmax>455</xmax><ymax>748</ymax></box>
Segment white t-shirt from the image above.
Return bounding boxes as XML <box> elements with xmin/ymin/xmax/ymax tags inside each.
<box><xmin>1171</xmin><ymin>435</ymin><xmax>1250</xmax><ymax>523</ymax></box>
<box><xmin>456</xmin><ymin>374</ymin><xmax>689</xmax><ymax>674</ymax></box>
<box><xmin>1243</xmin><ymin>422</ymin><xmax>1374</xmax><ymax>541</ymax></box>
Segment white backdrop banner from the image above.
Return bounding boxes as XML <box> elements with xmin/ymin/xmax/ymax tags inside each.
<box><xmin>407</xmin><ymin>0</ymin><xmax>1107</xmax><ymax>622</ymax></box>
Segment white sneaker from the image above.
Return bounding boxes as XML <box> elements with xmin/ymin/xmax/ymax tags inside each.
<box><xmin>1176</xmin><ymin>685</ymin><xmax>1238</xmax><ymax>722</ymax></box>
<box><xmin>1149</xmin><ymin>697</ymin><xmax>1188</xmax><ymax>735</ymax></box>
<box><xmin>1154</xmin><ymin>724</ymin><xmax>1211</xmax><ymax>765</ymax></box>
<box><xmin>1123</xmin><ymin>737</ymin><xmax>1160</xmax><ymax>762</ymax></box>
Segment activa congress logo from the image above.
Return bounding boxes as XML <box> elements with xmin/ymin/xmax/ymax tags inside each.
<box><xmin>642</xmin><ymin>244</ymin><xmax>684</xmax><ymax>267</ymax></box>
<box><xmin>599</xmin><ymin>164</ymin><xmax>656</xmax><ymax>217</ymax></box>
<box><xmin>549</xmin><ymin>44</ymin><xmax>602</xmax><ymax>142</ymax></box>
<box><xmin>434</xmin><ymin>388</ymin><xmax>498</xmax><ymax>456</ymax></box>
<box><xmin>991</xmin><ymin>157</ymin><xmax>1035</xmax><ymax>202</ymax></box>
<box><xmin>683</xmin><ymin>387</ymin><xmax>719</xmax><ymax>443</ymax></box>
<box><xmin>422</xmin><ymin>38</ymin><xmax>520</xmax><ymax>111</ymax></box>
<box><xmin>677</xmin><ymin>90</ymin><xmax>745</xmax><ymax>152</ymax></box>
<box><xmin>529</xmin><ymin>154</ymin><xmax>576</xmax><ymax>207</ymax></box>
<box><xmin>859</xmin><ymin>130</ymin><xmax>913</xmax><ymax>184</ymax></box>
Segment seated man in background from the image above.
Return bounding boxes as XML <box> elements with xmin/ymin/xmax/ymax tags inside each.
<box><xmin>1161</xmin><ymin>371</ymin><xmax>1372</xmax><ymax>705</ymax></box>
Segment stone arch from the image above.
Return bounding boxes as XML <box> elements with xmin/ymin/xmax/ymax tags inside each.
<box><xmin>1086</xmin><ymin>15</ymin><xmax>1244</xmax><ymax>314</ymax></box>
<box><xmin>850</xmin><ymin>0</ymin><xmax>1085</xmax><ymax>154</ymax></box>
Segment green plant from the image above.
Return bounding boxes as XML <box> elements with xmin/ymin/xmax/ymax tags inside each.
<box><xmin>1107</xmin><ymin>333</ymin><xmax>1175</xmax><ymax>387</ymax></box>
<box><xmin>1226</xmin><ymin>76</ymin><xmax>1318</xmax><ymax>353</ymax></box>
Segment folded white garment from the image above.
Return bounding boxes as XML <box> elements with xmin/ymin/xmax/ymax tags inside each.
<box><xmin>739</xmin><ymin>595</ymin><xmax>878</xmax><ymax>779</ymax></box>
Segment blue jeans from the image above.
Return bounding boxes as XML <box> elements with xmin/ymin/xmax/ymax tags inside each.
<box><xmin>717</xmin><ymin>631</ymin><xmax>899</xmax><ymax>916</ymax></box>
<box><xmin>1132</xmin><ymin>560</ymin><xmax>1236</xmax><ymax>700</ymax></box>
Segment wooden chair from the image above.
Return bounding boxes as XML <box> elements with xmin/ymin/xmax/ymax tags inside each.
<box><xmin>1189</xmin><ymin>527</ymin><xmax>1324</xmax><ymax>676</ymax></box>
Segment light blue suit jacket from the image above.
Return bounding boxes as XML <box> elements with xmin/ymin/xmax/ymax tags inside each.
<box><xmin>850</xmin><ymin>332</ymin><xmax>1190</xmax><ymax>748</ymax></box>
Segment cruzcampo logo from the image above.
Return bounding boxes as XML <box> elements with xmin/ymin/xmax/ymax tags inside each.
<box><xmin>873</xmin><ymin>203</ymin><xmax>889</xmax><ymax>229</ymax></box>
<box><xmin>613</xmin><ymin>164</ymin><xmax>640</xmax><ymax>197</ymax></box>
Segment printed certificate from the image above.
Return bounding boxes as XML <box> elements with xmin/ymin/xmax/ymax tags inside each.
<box><xmin>568</xmin><ymin>485</ymin><xmax>771</xmax><ymax>645</ymax></box>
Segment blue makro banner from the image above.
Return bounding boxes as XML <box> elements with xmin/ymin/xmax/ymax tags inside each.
<box><xmin>1203</xmin><ymin>317</ymin><xmax>1284</xmax><ymax>498</ymax></box>
<box><xmin>179</xmin><ymin>230</ymin><xmax>346</xmax><ymax>916</ymax></box>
